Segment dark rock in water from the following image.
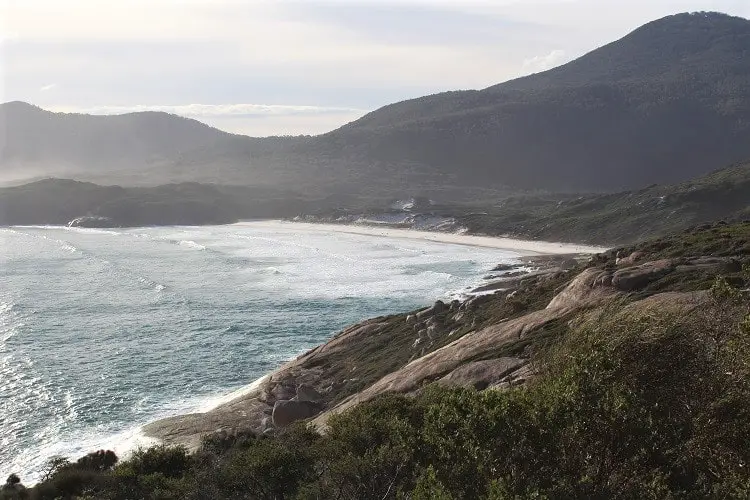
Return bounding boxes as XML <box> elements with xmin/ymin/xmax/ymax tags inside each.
<box><xmin>491</xmin><ymin>263</ymin><xmax>522</xmax><ymax>272</ymax></box>
<box><xmin>67</xmin><ymin>216</ymin><xmax>116</xmax><ymax>228</ymax></box>
<box><xmin>272</xmin><ymin>400</ymin><xmax>322</xmax><ymax>428</ymax></box>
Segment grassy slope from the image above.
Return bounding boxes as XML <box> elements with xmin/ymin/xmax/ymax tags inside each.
<box><xmin>431</xmin><ymin>159</ymin><xmax>750</xmax><ymax>245</ymax></box>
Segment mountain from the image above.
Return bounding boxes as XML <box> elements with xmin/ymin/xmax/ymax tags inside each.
<box><xmin>450</xmin><ymin>158</ymin><xmax>750</xmax><ymax>244</ymax></box>
<box><xmin>0</xmin><ymin>101</ymin><xmax>301</xmax><ymax>186</ymax></box>
<box><xmin>324</xmin><ymin>12</ymin><xmax>750</xmax><ymax>192</ymax></box>
<box><xmin>0</xmin><ymin>178</ymin><xmax>321</xmax><ymax>227</ymax></box>
<box><xmin>3</xmin><ymin>12</ymin><xmax>750</xmax><ymax>195</ymax></box>
<box><xmin>306</xmin><ymin>157</ymin><xmax>750</xmax><ymax>245</ymax></box>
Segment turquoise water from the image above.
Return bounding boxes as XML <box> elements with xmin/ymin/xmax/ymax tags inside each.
<box><xmin>0</xmin><ymin>222</ymin><xmax>520</xmax><ymax>482</ymax></box>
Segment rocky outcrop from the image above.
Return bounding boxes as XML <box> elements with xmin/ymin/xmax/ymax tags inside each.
<box><xmin>310</xmin><ymin>267</ymin><xmax>623</xmax><ymax>429</ymax></box>
<box><xmin>67</xmin><ymin>215</ymin><xmax>116</xmax><ymax>228</ymax></box>
<box><xmin>547</xmin><ymin>267</ymin><xmax>617</xmax><ymax>310</ymax></box>
<box><xmin>272</xmin><ymin>400</ymin><xmax>322</xmax><ymax>428</ymax></box>
<box><xmin>144</xmin><ymin>251</ymin><xmax>727</xmax><ymax>449</ymax></box>
<box><xmin>611</xmin><ymin>256</ymin><xmax>740</xmax><ymax>292</ymax></box>
<box><xmin>677</xmin><ymin>256</ymin><xmax>740</xmax><ymax>273</ymax></box>
<box><xmin>437</xmin><ymin>358</ymin><xmax>527</xmax><ymax>390</ymax></box>
<box><xmin>616</xmin><ymin>251</ymin><xmax>644</xmax><ymax>266</ymax></box>
<box><xmin>612</xmin><ymin>259</ymin><xmax>674</xmax><ymax>291</ymax></box>
<box><xmin>295</xmin><ymin>384</ymin><xmax>323</xmax><ymax>403</ymax></box>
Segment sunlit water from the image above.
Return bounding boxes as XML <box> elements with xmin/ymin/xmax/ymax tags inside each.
<box><xmin>0</xmin><ymin>222</ymin><xmax>521</xmax><ymax>482</ymax></box>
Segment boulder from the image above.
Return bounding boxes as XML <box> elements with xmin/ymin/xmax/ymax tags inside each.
<box><xmin>491</xmin><ymin>263</ymin><xmax>521</xmax><ymax>272</ymax></box>
<box><xmin>612</xmin><ymin>259</ymin><xmax>674</xmax><ymax>291</ymax></box>
<box><xmin>260</xmin><ymin>417</ymin><xmax>272</xmax><ymax>431</ymax></box>
<box><xmin>260</xmin><ymin>382</ymin><xmax>296</xmax><ymax>404</ymax></box>
<box><xmin>592</xmin><ymin>271</ymin><xmax>614</xmax><ymax>287</ymax></box>
<box><xmin>677</xmin><ymin>256</ymin><xmax>741</xmax><ymax>273</ymax></box>
<box><xmin>464</xmin><ymin>294</ymin><xmax>493</xmax><ymax>311</ymax></box>
<box><xmin>295</xmin><ymin>384</ymin><xmax>323</xmax><ymax>403</ymax></box>
<box><xmin>616</xmin><ymin>251</ymin><xmax>644</xmax><ymax>266</ymax></box>
<box><xmin>438</xmin><ymin>358</ymin><xmax>526</xmax><ymax>390</ymax></box>
<box><xmin>426</xmin><ymin>325</ymin><xmax>439</xmax><ymax>339</ymax></box>
<box><xmin>415</xmin><ymin>307</ymin><xmax>434</xmax><ymax>320</ymax></box>
<box><xmin>272</xmin><ymin>400</ymin><xmax>322</xmax><ymax>428</ymax></box>
<box><xmin>560</xmin><ymin>258</ymin><xmax>579</xmax><ymax>270</ymax></box>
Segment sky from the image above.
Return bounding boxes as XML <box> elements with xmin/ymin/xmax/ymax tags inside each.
<box><xmin>2</xmin><ymin>0</ymin><xmax>750</xmax><ymax>137</ymax></box>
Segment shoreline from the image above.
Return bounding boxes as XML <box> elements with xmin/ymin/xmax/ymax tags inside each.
<box><xmin>7</xmin><ymin>220</ymin><xmax>610</xmax><ymax>255</ymax></box>
<box><xmin>232</xmin><ymin>220</ymin><xmax>610</xmax><ymax>255</ymax></box>
<box><xmin>140</xmin><ymin>222</ymin><xmax>608</xmax><ymax>449</ymax></box>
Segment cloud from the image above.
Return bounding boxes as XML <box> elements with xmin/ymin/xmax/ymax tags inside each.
<box><xmin>39</xmin><ymin>83</ymin><xmax>56</xmax><ymax>92</ymax></box>
<box><xmin>202</xmin><ymin>110</ymin><xmax>368</xmax><ymax>137</ymax></box>
<box><xmin>48</xmin><ymin>103</ymin><xmax>368</xmax><ymax>118</ymax></box>
<box><xmin>521</xmin><ymin>49</ymin><xmax>567</xmax><ymax>74</ymax></box>
<box><xmin>5</xmin><ymin>0</ymin><xmax>750</xmax><ymax>137</ymax></box>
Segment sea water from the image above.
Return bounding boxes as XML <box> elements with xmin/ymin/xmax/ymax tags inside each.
<box><xmin>0</xmin><ymin>222</ymin><xmax>522</xmax><ymax>482</ymax></box>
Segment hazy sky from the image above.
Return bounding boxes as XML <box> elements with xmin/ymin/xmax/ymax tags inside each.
<box><xmin>2</xmin><ymin>0</ymin><xmax>750</xmax><ymax>136</ymax></box>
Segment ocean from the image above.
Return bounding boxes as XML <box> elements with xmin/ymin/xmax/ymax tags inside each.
<box><xmin>0</xmin><ymin>222</ymin><xmax>522</xmax><ymax>482</ymax></box>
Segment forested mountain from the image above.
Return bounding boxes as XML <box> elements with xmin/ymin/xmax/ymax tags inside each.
<box><xmin>0</xmin><ymin>179</ymin><xmax>317</xmax><ymax>227</ymax></box>
<box><xmin>2</xmin><ymin>12</ymin><xmax>750</xmax><ymax>196</ymax></box>
<box><xmin>325</xmin><ymin>12</ymin><xmax>750</xmax><ymax>192</ymax></box>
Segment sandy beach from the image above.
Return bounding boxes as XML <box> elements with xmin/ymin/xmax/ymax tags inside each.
<box><xmin>141</xmin><ymin>220</ymin><xmax>609</xmax><ymax>450</ymax></box>
<box><xmin>232</xmin><ymin>220</ymin><xmax>610</xmax><ymax>256</ymax></box>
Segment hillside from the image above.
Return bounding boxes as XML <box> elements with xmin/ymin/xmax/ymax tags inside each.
<box><xmin>326</xmin><ymin>12</ymin><xmax>750</xmax><ymax>192</ymax></box>
<box><xmin>456</xmin><ymin>158</ymin><xmax>750</xmax><ymax>243</ymax></box>
<box><xmin>305</xmin><ymin>157</ymin><xmax>750</xmax><ymax>245</ymax></box>
<box><xmin>24</xmin><ymin>221</ymin><xmax>750</xmax><ymax>499</ymax></box>
<box><xmin>3</xmin><ymin>12</ymin><xmax>750</xmax><ymax>195</ymax></box>
<box><xmin>0</xmin><ymin>102</ymin><xmax>302</xmax><ymax>187</ymax></box>
<box><xmin>3</xmin><ymin>154</ymin><xmax>750</xmax><ymax>244</ymax></box>
<box><xmin>0</xmin><ymin>179</ymin><xmax>320</xmax><ymax>227</ymax></box>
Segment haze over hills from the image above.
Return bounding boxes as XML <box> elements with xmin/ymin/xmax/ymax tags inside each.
<box><xmin>2</xmin><ymin>12</ymin><xmax>750</xmax><ymax>196</ymax></box>
<box><xmin>0</xmin><ymin>101</ymin><xmax>301</xmax><ymax>186</ymax></box>
<box><xmin>3</xmin><ymin>155</ymin><xmax>750</xmax><ymax>244</ymax></box>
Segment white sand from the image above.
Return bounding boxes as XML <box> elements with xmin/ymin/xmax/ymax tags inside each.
<box><xmin>232</xmin><ymin>220</ymin><xmax>609</xmax><ymax>255</ymax></box>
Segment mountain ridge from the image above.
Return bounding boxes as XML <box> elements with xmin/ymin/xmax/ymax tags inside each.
<box><xmin>3</xmin><ymin>11</ymin><xmax>750</xmax><ymax>194</ymax></box>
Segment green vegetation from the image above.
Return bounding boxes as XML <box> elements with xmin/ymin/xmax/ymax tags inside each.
<box><xmin>0</xmin><ymin>179</ymin><xmax>319</xmax><ymax>227</ymax></box>
<box><xmin>309</xmin><ymin>159</ymin><xmax>750</xmax><ymax>246</ymax></box>
<box><xmin>18</xmin><ymin>269</ymin><xmax>750</xmax><ymax>498</ymax></box>
<box><xmin>456</xmin><ymin>159</ymin><xmax>750</xmax><ymax>245</ymax></box>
